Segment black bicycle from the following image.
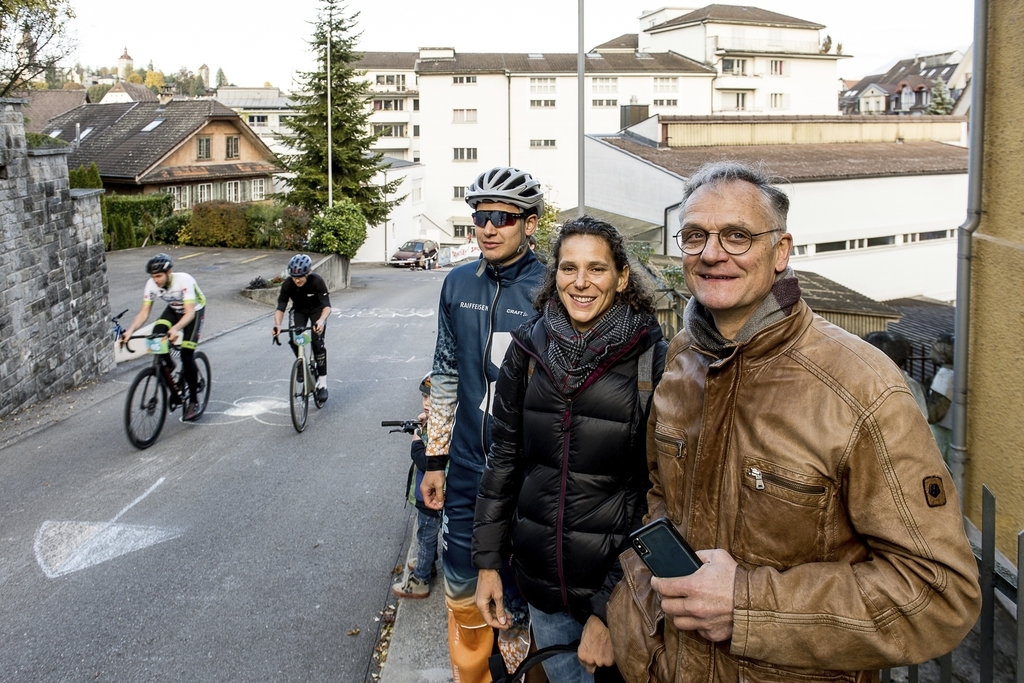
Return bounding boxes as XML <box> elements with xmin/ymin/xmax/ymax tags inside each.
<box><xmin>273</xmin><ymin>320</ymin><xmax>325</xmax><ymax>433</ymax></box>
<box><xmin>113</xmin><ymin>309</ymin><xmax>212</xmax><ymax>449</ymax></box>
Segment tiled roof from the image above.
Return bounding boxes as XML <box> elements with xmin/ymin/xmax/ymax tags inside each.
<box><xmin>592</xmin><ymin>34</ymin><xmax>639</xmax><ymax>52</ymax></box>
<box><xmin>105</xmin><ymin>80</ymin><xmax>158</xmax><ymax>101</ymax></box>
<box><xmin>354</xmin><ymin>52</ymin><xmax>419</xmax><ymax>69</ymax></box>
<box><xmin>43</xmin><ymin>100</ymin><xmax>248</xmax><ymax>181</ymax></box>
<box><xmin>841</xmin><ymin>54</ymin><xmax>962</xmax><ymax>106</ymax></box>
<box><xmin>883</xmin><ymin>297</ymin><xmax>955</xmax><ymax>348</ymax></box>
<box><xmin>415</xmin><ymin>51</ymin><xmax>714</xmax><ymax>75</ymax></box>
<box><xmin>19</xmin><ymin>89</ymin><xmax>89</xmax><ymax>132</ymax></box>
<box><xmin>599</xmin><ymin>137</ymin><xmax>968</xmax><ymax>182</ymax></box>
<box><xmin>141</xmin><ymin>161</ymin><xmax>280</xmax><ymax>183</ymax></box>
<box><xmin>557</xmin><ymin>206</ymin><xmax>662</xmax><ymax>243</ymax></box>
<box><xmin>651</xmin><ymin>4</ymin><xmax>825</xmax><ymax>31</ymax></box>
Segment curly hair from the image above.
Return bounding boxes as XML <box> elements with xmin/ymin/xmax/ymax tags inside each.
<box><xmin>533</xmin><ymin>215</ymin><xmax>656</xmax><ymax>316</ymax></box>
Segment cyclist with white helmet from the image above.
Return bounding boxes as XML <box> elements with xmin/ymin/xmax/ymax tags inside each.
<box><xmin>419</xmin><ymin>167</ymin><xmax>546</xmax><ymax>682</ymax></box>
<box><xmin>273</xmin><ymin>254</ymin><xmax>332</xmax><ymax>404</ymax></box>
<box><xmin>120</xmin><ymin>253</ymin><xmax>207</xmax><ymax>421</ymax></box>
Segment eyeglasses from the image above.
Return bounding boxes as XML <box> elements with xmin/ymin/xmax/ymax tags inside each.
<box><xmin>472</xmin><ymin>210</ymin><xmax>525</xmax><ymax>228</ymax></box>
<box><xmin>674</xmin><ymin>227</ymin><xmax>779</xmax><ymax>256</ymax></box>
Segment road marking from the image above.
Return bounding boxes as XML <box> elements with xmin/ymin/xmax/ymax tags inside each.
<box><xmin>332</xmin><ymin>308</ymin><xmax>434</xmax><ymax>318</ymax></box>
<box><xmin>241</xmin><ymin>255</ymin><xmax>269</xmax><ymax>264</ymax></box>
<box><xmin>178</xmin><ymin>252</ymin><xmax>204</xmax><ymax>260</ymax></box>
<box><xmin>34</xmin><ymin>478</ymin><xmax>181</xmax><ymax>578</ymax></box>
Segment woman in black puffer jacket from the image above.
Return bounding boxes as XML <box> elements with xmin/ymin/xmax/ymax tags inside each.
<box><xmin>473</xmin><ymin>216</ymin><xmax>667</xmax><ymax>682</ymax></box>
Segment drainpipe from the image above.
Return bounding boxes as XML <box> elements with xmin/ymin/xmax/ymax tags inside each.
<box><xmin>949</xmin><ymin>0</ymin><xmax>989</xmax><ymax>507</ymax></box>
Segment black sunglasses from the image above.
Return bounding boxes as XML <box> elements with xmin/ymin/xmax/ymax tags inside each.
<box><xmin>472</xmin><ymin>210</ymin><xmax>525</xmax><ymax>228</ymax></box>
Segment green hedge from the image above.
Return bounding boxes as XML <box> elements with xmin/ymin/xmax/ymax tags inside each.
<box><xmin>189</xmin><ymin>201</ymin><xmax>250</xmax><ymax>247</ymax></box>
<box><xmin>106</xmin><ymin>193</ymin><xmax>174</xmax><ymax>227</ymax></box>
<box><xmin>69</xmin><ymin>163</ymin><xmax>102</xmax><ymax>189</ymax></box>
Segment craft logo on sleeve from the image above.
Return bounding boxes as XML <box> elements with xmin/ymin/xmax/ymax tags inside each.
<box><xmin>923</xmin><ymin>476</ymin><xmax>947</xmax><ymax>507</ymax></box>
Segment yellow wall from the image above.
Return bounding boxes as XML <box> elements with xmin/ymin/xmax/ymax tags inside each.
<box><xmin>158</xmin><ymin>121</ymin><xmax>265</xmax><ymax>168</ymax></box>
<box><xmin>965</xmin><ymin>0</ymin><xmax>1024</xmax><ymax>555</ymax></box>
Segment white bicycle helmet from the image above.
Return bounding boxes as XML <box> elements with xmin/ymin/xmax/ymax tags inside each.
<box><xmin>466</xmin><ymin>167</ymin><xmax>544</xmax><ymax>216</ymax></box>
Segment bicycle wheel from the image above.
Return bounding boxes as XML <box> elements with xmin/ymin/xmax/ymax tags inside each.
<box><xmin>193</xmin><ymin>352</ymin><xmax>212</xmax><ymax>417</ymax></box>
<box><xmin>289</xmin><ymin>357</ymin><xmax>308</xmax><ymax>432</ymax></box>
<box><xmin>124</xmin><ymin>367</ymin><xmax>168</xmax><ymax>449</ymax></box>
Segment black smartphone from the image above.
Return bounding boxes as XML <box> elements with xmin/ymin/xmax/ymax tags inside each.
<box><xmin>629</xmin><ymin>517</ymin><xmax>703</xmax><ymax>578</ymax></box>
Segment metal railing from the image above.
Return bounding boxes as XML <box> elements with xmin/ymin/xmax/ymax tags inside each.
<box><xmin>882</xmin><ymin>485</ymin><xmax>1019</xmax><ymax>683</ymax></box>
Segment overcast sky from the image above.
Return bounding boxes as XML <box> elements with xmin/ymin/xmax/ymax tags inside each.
<box><xmin>67</xmin><ymin>0</ymin><xmax>974</xmax><ymax>91</ymax></box>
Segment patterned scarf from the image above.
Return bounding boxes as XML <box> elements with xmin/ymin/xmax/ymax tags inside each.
<box><xmin>543</xmin><ymin>298</ymin><xmax>647</xmax><ymax>394</ymax></box>
<box><xmin>684</xmin><ymin>266</ymin><xmax>802</xmax><ymax>356</ymax></box>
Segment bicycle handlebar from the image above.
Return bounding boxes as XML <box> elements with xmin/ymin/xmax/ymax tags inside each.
<box><xmin>381</xmin><ymin>419</ymin><xmax>422</xmax><ymax>435</ymax></box>
<box><xmin>272</xmin><ymin>323</ymin><xmax>314</xmax><ymax>345</ymax></box>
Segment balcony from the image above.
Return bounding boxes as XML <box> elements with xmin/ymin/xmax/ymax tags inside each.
<box><xmin>714</xmin><ymin>37</ymin><xmax>821</xmax><ymax>55</ymax></box>
<box><xmin>713</xmin><ymin>74</ymin><xmax>761</xmax><ymax>90</ymax></box>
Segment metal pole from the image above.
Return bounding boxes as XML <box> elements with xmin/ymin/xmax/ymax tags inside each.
<box><xmin>326</xmin><ymin>5</ymin><xmax>334</xmax><ymax>209</ymax></box>
<box><xmin>577</xmin><ymin>0</ymin><xmax>585</xmax><ymax>217</ymax></box>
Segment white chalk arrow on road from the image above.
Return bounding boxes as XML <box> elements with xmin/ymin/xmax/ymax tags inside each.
<box><xmin>34</xmin><ymin>478</ymin><xmax>182</xmax><ymax>579</ymax></box>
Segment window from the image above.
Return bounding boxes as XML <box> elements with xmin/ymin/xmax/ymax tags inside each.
<box><xmin>530</xmin><ymin>139</ymin><xmax>556</xmax><ymax>148</ymax></box>
<box><xmin>653</xmin><ymin>99</ymin><xmax>677</xmax><ymax>107</ymax></box>
<box><xmin>413</xmin><ymin>152</ymin><xmax>420</xmax><ymax>162</ymax></box>
<box><xmin>815</xmin><ymin>240</ymin><xmax>847</xmax><ymax>253</ymax></box>
<box><xmin>726</xmin><ymin>92</ymin><xmax>747</xmax><ymax>111</ymax></box>
<box><xmin>770</xmin><ymin>60</ymin><xmax>785</xmax><ymax>76</ymax></box>
<box><xmin>226</xmin><ymin>135</ymin><xmax>239</xmax><ymax>159</ymax></box>
<box><xmin>373</xmin><ymin>99</ymin><xmax>404</xmax><ymax>111</ymax></box>
<box><xmin>653</xmin><ymin>77</ymin><xmax>677</xmax><ymax>93</ymax></box>
<box><xmin>141</xmin><ymin>119</ymin><xmax>164</xmax><ymax>132</ymax></box>
<box><xmin>530</xmin><ymin>77</ymin><xmax>556</xmax><ymax>93</ymax></box>
<box><xmin>412</xmin><ymin>181</ymin><xmax>422</xmax><ymax>203</ymax></box>
<box><xmin>225</xmin><ymin>181</ymin><xmax>241</xmax><ymax>203</ymax></box>
<box><xmin>164</xmin><ymin>186</ymin><xmax>190</xmax><ymax>211</ymax></box>
<box><xmin>452</xmin><ymin>108</ymin><xmax>478</xmax><ymax>123</ymax></box>
<box><xmin>722</xmin><ymin>58</ymin><xmax>747</xmax><ymax>76</ymax></box>
<box><xmin>453</xmin><ymin>147</ymin><xmax>477</xmax><ymax>161</ymax></box>
<box><xmin>453</xmin><ymin>76</ymin><xmax>477</xmax><ymax>84</ymax></box>
<box><xmin>867</xmin><ymin>235</ymin><xmax>895</xmax><ymax>247</ymax></box>
<box><xmin>530</xmin><ymin>99</ymin><xmax>556</xmax><ymax>108</ymax></box>
<box><xmin>413</xmin><ymin>125</ymin><xmax>420</xmax><ymax>137</ymax></box>
<box><xmin>373</xmin><ymin>123</ymin><xmax>406</xmax><ymax>137</ymax></box>
<box><xmin>920</xmin><ymin>230</ymin><xmax>952</xmax><ymax>241</ymax></box>
<box><xmin>248</xmin><ymin>115</ymin><xmax>268</xmax><ymax>126</ymax></box>
<box><xmin>592</xmin><ymin>99</ymin><xmax>618</xmax><ymax>107</ymax></box>
<box><xmin>592</xmin><ymin>77</ymin><xmax>617</xmax><ymax>93</ymax></box>
<box><xmin>791</xmin><ymin>245</ymin><xmax>808</xmax><ymax>256</ymax></box>
<box><xmin>251</xmin><ymin>178</ymin><xmax>266</xmax><ymax>201</ymax></box>
<box><xmin>413</xmin><ymin>99</ymin><xmax>419</xmax><ymax>111</ymax></box>
<box><xmin>770</xmin><ymin>93</ymin><xmax>788</xmax><ymax>110</ymax></box>
<box><xmin>197</xmin><ymin>136</ymin><xmax>211</xmax><ymax>160</ymax></box>
<box><xmin>453</xmin><ymin>186</ymin><xmax>466</xmax><ymax>199</ymax></box>
<box><xmin>196</xmin><ymin>183</ymin><xmax>213</xmax><ymax>203</ymax></box>
<box><xmin>454</xmin><ymin>224</ymin><xmax>474</xmax><ymax>238</ymax></box>
<box><xmin>376</xmin><ymin>74</ymin><xmax>406</xmax><ymax>90</ymax></box>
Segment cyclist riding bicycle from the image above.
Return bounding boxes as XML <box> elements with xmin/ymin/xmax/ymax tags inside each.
<box><xmin>273</xmin><ymin>254</ymin><xmax>331</xmax><ymax>404</ymax></box>
<box><xmin>120</xmin><ymin>253</ymin><xmax>207</xmax><ymax>422</ymax></box>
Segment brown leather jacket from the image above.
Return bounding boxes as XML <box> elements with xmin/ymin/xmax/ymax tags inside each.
<box><xmin>608</xmin><ymin>301</ymin><xmax>981</xmax><ymax>683</ymax></box>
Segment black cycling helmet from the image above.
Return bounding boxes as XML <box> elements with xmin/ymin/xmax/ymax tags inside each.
<box><xmin>466</xmin><ymin>167</ymin><xmax>544</xmax><ymax>215</ymax></box>
<box><xmin>419</xmin><ymin>372</ymin><xmax>431</xmax><ymax>396</ymax></box>
<box><xmin>288</xmin><ymin>254</ymin><xmax>312</xmax><ymax>278</ymax></box>
<box><xmin>146</xmin><ymin>253</ymin><xmax>172</xmax><ymax>274</ymax></box>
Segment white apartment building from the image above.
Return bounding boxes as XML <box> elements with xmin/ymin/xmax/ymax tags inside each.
<box><xmin>352</xmin><ymin>157</ymin><xmax>429</xmax><ymax>264</ymax></box>
<box><xmin>352</xmin><ymin>5</ymin><xmax>846</xmax><ymax>247</ymax></box>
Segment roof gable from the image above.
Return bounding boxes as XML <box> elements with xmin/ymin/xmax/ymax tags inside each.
<box><xmin>414</xmin><ymin>50</ymin><xmax>714</xmax><ymax>75</ymax></box>
<box><xmin>20</xmin><ymin>89</ymin><xmax>89</xmax><ymax>132</ymax></box>
<box><xmin>650</xmin><ymin>4</ymin><xmax>825</xmax><ymax>32</ymax></box>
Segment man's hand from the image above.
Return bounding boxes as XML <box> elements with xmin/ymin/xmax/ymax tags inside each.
<box><xmin>577</xmin><ymin>615</ymin><xmax>614</xmax><ymax>674</ymax></box>
<box><xmin>166</xmin><ymin>329</ymin><xmax>181</xmax><ymax>345</ymax></box>
<box><xmin>420</xmin><ymin>469</ymin><xmax>446</xmax><ymax>510</ymax></box>
<box><xmin>314</xmin><ymin>320</ymin><xmax>325</xmax><ymax>335</ymax></box>
<box><xmin>475</xmin><ymin>569</ymin><xmax>509</xmax><ymax>629</ymax></box>
<box><xmin>650</xmin><ymin>549</ymin><xmax>738</xmax><ymax>642</ymax></box>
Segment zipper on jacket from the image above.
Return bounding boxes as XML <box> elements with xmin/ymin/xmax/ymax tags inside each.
<box><xmin>480</xmin><ymin>266</ymin><xmax>501</xmax><ymax>454</ymax></box>
<box><xmin>654</xmin><ymin>432</ymin><xmax>684</xmax><ymax>459</ymax></box>
<box><xmin>747</xmin><ymin>466</ymin><xmax>826</xmax><ymax>495</ymax></box>
<box><xmin>557</xmin><ymin>401</ymin><xmax>571</xmax><ymax>607</ymax></box>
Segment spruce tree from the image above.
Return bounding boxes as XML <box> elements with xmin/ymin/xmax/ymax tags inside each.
<box><xmin>927</xmin><ymin>80</ymin><xmax>955</xmax><ymax>115</ymax></box>
<box><xmin>279</xmin><ymin>0</ymin><xmax>401</xmax><ymax>225</ymax></box>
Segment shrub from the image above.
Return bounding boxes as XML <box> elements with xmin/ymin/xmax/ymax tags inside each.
<box><xmin>188</xmin><ymin>201</ymin><xmax>249</xmax><ymax>247</ymax></box>
<box><xmin>661</xmin><ymin>264</ymin><xmax>686</xmax><ymax>290</ymax></box>
<box><xmin>110</xmin><ymin>214</ymin><xmax>136</xmax><ymax>250</ymax></box>
<box><xmin>106</xmin><ymin>193</ymin><xmax>174</xmax><ymax>228</ymax></box>
<box><xmin>155</xmin><ymin>211</ymin><xmax>191</xmax><ymax>245</ymax></box>
<box><xmin>69</xmin><ymin>163</ymin><xmax>102</xmax><ymax>189</ymax></box>
<box><xmin>247</xmin><ymin>276</ymin><xmax>270</xmax><ymax>290</ymax></box>
<box><xmin>246</xmin><ymin>202</ymin><xmax>284</xmax><ymax>249</ymax></box>
<box><xmin>25</xmin><ymin>132</ymin><xmax>68</xmax><ymax>149</ymax></box>
<box><xmin>278</xmin><ymin>205</ymin><xmax>310</xmax><ymax>250</ymax></box>
<box><xmin>307</xmin><ymin>199</ymin><xmax>367</xmax><ymax>258</ymax></box>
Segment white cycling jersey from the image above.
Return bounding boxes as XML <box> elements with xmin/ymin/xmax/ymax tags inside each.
<box><xmin>143</xmin><ymin>272</ymin><xmax>206</xmax><ymax>313</ymax></box>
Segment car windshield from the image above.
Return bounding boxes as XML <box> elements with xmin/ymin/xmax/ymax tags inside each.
<box><xmin>399</xmin><ymin>241</ymin><xmax>423</xmax><ymax>251</ymax></box>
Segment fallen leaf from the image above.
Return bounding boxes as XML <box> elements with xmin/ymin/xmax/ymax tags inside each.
<box><xmin>347</xmin><ymin>627</ymin><xmax>360</xmax><ymax>636</ymax></box>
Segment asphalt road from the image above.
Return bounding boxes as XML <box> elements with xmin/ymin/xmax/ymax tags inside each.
<box><xmin>0</xmin><ymin>260</ymin><xmax>445</xmax><ymax>682</ymax></box>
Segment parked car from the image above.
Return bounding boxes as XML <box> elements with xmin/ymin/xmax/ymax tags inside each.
<box><xmin>390</xmin><ymin>239</ymin><xmax>438</xmax><ymax>269</ymax></box>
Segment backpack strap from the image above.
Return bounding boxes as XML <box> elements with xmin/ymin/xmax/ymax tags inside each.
<box><xmin>488</xmin><ymin>640</ymin><xmax>581</xmax><ymax>683</ymax></box>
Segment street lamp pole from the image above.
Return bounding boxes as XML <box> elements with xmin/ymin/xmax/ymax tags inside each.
<box><xmin>326</xmin><ymin>6</ymin><xmax>334</xmax><ymax>209</ymax></box>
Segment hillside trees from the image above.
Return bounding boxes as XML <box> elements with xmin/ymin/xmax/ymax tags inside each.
<box><xmin>0</xmin><ymin>0</ymin><xmax>76</xmax><ymax>96</ymax></box>
<box><xmin>279</xmin><ymin>0</ymin><xmax>400</xmax><ymax>225</ymax></box>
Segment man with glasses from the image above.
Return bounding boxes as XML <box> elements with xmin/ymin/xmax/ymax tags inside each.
<box><xmin>420</xmin><ymin>166</ymin><xmax>546</xmax><ymax>683</ymax></box>
<box><xmin>608</xmin><ymin>161</ymin><xmax>980</xmax><ymax>683</ymax></box>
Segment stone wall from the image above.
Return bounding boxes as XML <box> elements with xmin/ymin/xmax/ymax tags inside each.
<box><xmin>0</xmin><ymin>98</ymin><xmax>112</xmax><ymax>419</ymax></box>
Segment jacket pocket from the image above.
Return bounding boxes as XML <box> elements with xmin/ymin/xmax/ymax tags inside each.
<box><xmin>733</xmin><ymin>458</ymin><xmax>832</xmax><ymax>570</ymax></box>
<box><xmin>652</xmin><ymin>425</ymin><xmax>688</xmax><ymax>524</ymax></box>
<box><xmin>738</xmin><ymin>657</ymin><xmax>856</xmax><ymax>683</ymax></box>
<box><xmin>609</xmin><ymin>549</ymin><xmax>665</xmax><ymax>682</ymax></box>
